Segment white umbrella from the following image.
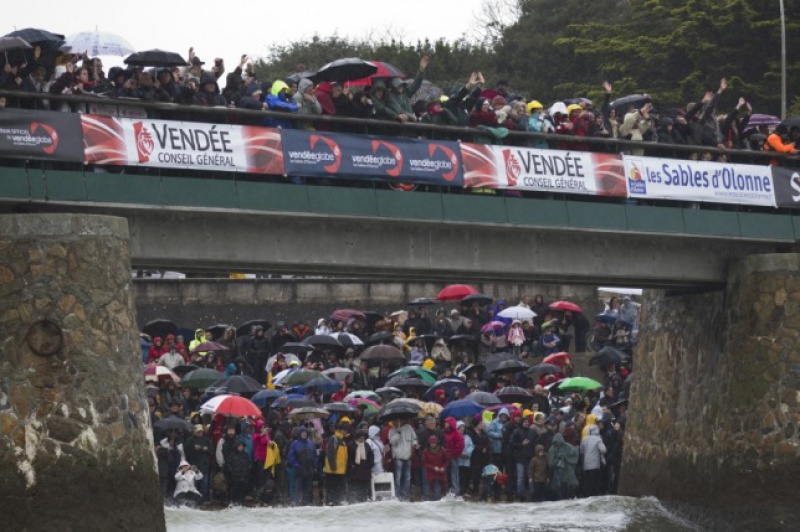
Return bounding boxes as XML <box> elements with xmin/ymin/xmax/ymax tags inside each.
<box><xmin>344</xmin><ymin>390</ymin><xmax>381</xmax><ymax>402</ymax></box>
<box><xmin>328</xmin><ymin>331</ymin><xmax>364</xmax><ymax>347</ymax></box>
<box><xmin>265</xmin><ymin>353</ymin><xmax>301</xmax><ymax>369</ymax></box>
<box><xmin>498</xmin><ymin>306</ymin><xmax>537</xmax><ymax>321</ymax></box>
<box><xmin>272</xmin><ymin>368</ymin><xmax>295</xmax><ymax>385</ymax></box>
<box><xmin>65</xmin><ymin>29</ymin><xmax>135</xmax><ymax>57</ymax></box>
<box><xmin>322</xmin><ymin>367</ymin><xmax>354</xmax><ymax>381</ymax></box>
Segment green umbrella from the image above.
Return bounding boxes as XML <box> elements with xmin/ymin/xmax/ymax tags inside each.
<box><xmin>282</xmin><ymin>369</ymin><xmax>323</xmax><ymax>386</ymax></box>
<box><xmin>181</xmin><ymin>368</ymin><xmax>225</xmax><ymax>389</ymax></box>
<box><xmin>556</xmin><ymin>376</ymin><xmax>604</xmax><ymax>392</ymax></box>
<box><xmin>387</xmin><ymin>366</ymin><xmax>437</xmax><ymax>385</ymax></box>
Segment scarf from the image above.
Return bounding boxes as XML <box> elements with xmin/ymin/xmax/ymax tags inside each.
<box><xmin>354</xmin><ymin>441</ymin><xmax>367</xmax><ymax>465</ymax></box>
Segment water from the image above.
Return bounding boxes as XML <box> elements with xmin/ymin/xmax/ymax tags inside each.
<box><xmin>165</xmin><ymin>496</ymin><xmax>699</xmax><ymax>532</ymax></box>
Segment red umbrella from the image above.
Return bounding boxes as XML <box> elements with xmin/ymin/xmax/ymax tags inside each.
<box><xmin>346</xmin><ymin>61</ymin><xmax>406</xmax><ymax>87</ymax></box>
<box><xmin>143</xmin><ymin>365</ymin><xmax>180</xmax><ymax>383</ymax></box>
<box><xmin>199</xmin><ymin>395</ymin><xmax>262</xmax><ymax>418</ymax></box>
<box><xmin>549</xmin><ymin>301</ymin><xmax>584</xmax><ymax>313</ymax></box>
<box><xmin>437</xmin><ymin>284</ymin><xmax>479</xmax><ymax>301</ymax></box>
<box><xmin>543</xmin><ymin>352</ymin><xmax>572</xmax><ymax>367</ymax></box>
<box><xmin>480</xmin><ymin>321</ymin><xmax>507</xmax><ymax>335</ymax></box>
<box><xmin>331</xmin><ymin>309</ymin><xmax>366</xmax><ymax>322</ymax></box>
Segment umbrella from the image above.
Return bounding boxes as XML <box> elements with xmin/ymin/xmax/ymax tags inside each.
<box><xmin>486</xmin><ymin>403</ymin><xmax>521</xmax><ymax>416</ymax></box>
<box><xmin>300</xmin><ymin>377</ymin><xmax>343</xmax><ymax>394</ymax></box>
<box><xmin>124</xmin><ymin>49</ymin><xmax>189</xmax><ymax>67</ymax></box>
<box><xmin>589</xmin><ymin>346</ymin><xmax>630</xmax><ymax>367</ymax></box>
<box><xmin>251</xmin><ymin>389</ymin><xmax>286</xmax><ymax>408</ymax></box>
<box><xmin>555</xmin><ymin>376</ymin><xmax>604</xmax><ymax>392</ymax></box>
<box><xmin>332</xmin><ymin>309</ymin><xmax>366</xmax><ymax>322</ymax></box>
<box><xmin>594</xmin><ymin>313</ymin><xmax>618</xmax><ymax>325</ymax></box>
<box><xmin>344</xmin><ymin>390</ymin><xmax>382</xmax><ymax>402</ymax></box>
<box><xmin>265</xmin><ymin>353</ymin><xmax>302</xmax><ymax>369</ymax></box>
<box><xmin>483</xmin><ymin>352</ymin><xmax>517</xmax><ymax>373</ymax></box>
<box><xmin>415</xmin><ymin>334</ymin><xmax>442</xmax><ymax>352</ymax></box>
<box><xmin>462</xmin><ymin>293</ymin><xmax>493</xmax><ymax>306</ymax></box>
<box><xmin>746</xmin><ymin>113</ymin><xmax>780</xmax><ymax>129</ymax></box>
<box><xmin>360</xmin><ymin>344</ymin><xmax>405</xmax><ymax>362</ymax></box>
<box><xmin>5</xmin><ymin>28</ymin><xmax>64</xmax><ymax>48</ymax></box>
<box><xmin>143</xmin><ymin>365</ymin><xmax>180</xmax><ymax>383</ymax></box>
<box><xmin>549</xmin><ymin>301</ymin><xmax>584</xmax><ymax>313</ymax></box>
<box><xmin>275</xmin><ymin>344</ymin><xmax>313</xmax><ymax>358</ymax></box>
<box><xmin>365</xmin><ymin>331</ymin><xmax>394</xmax><ymax>346</ymax></box>
<box><xmin>142</xmin><ymin>319</ymin><xmax>177</xmax><ymax>340</ymax></box>
<box><xmin>321</xmin><ymin>367</ymin><xmax>354</xmax><ymax>381</ymax></box>
<box><xmin>779</xmin><ymin>116</ymin><xmax>800</xmax><ymax>130</ymax></box>
<box><xmin>181</xmin><ymin>368</ymin><xmax>225</xmax><ymax>389</ymax></box>
<box><xmin>281</xmin><ymin>369</ymin><xmax>323</xmax><ymax>386</ymax></box>
<box><xmin>609</xmin><ymin>94</ymin><xmax>651</xmax><ymax>112</ymax></box>
<box><xmin>542</xmin><ymin>352</ymin><xmax>572</xmax><ymax>367</ymax></box>
<box><xmin>418</xmin><ymin>402</ymin><xmax>444</xmax><ymax>418</ymax></box>
<box><xmin>490</xmin><ymin>359</ymin><xmax>529</xmax><ymax>375</ymax></box>
<box><xmin>329</xmin><ymin>332</ymin><xmax>364</xmax><ymax>348</ymax></box>
<box><xmin>481</xmin><ymin>321</ymin><xmax>507</xmax><ymax>335</ymax></box>
<box><xmin>200</xmin><ymin>394</ymin><xmax>262</xmax><ymax>417</ymax></box>
<box><xmin>272</xmin><ymin>396</ymin><xmax>319</xmax><ymax>409</ymax></box>
<box><xmin>408</xmin><ymin>297</ymin><xmax>436</xmax><ymax>306</ymax></box>
<box><xmin>375</xmin><ymin>387</ymin><xmax>404</xmax><ymax>400</ymax></box>
<box><xmin>424</xmin><ymin>378</ymin><xmax>469</xmax><ymax>401</ymax></box>
<box><xmin>288</xmin><ymin>407</ymin><xmax>330</xmax><ymax>421</ymax></box>
<box><xmin>323</xmin><ymin>402</ymin><xmax>359</xmax><ymax>414</ymax></box>
<box><xmin>389</xmin><ymin>397</ymin><xmax>424</xmax><ymax>407</ymax></box>
<box><xmin>236</xmin><ymin>319</ymin><xmax>271</xmax><ymax>337</ymax></box>
<box><xmin>286</xmin><ymin>70</ymin><xmax>316</xmax><ymax>83</ymax></box>
<box><xmin>447</xmin><ymin>334</ymin><xmax>478</xmax><ymax>344</ymax></box>
<box><xmin>207</xmin><ymin>375</ymin><xmax>263</xmax><ymax>395</ymax></box>
<box><xmin>153</xmin><ymin>417</ymin><xmax>193</xmax><ymax>432</ymax></box>
<box><xmin>347</xmin><ymin>60</ymin><xmax>406</xmax><ymax>87</ymax></box>
<box><xmin>527</xmin><ymin>363</ymin><xmax>563</xmax><ymax>375</ymax></box>
<box><xmin>437</xmin><ymin>284</ymin><xmax>479</xmax><ymax>301</ymax></box>
<box><xmin>498</xmin><ymin>306</ymin><xmax>537</xmax><ymax>321</ymax></box>
<box><xmin>0</xmin><ymin>36</ymin><xmax>32</xmax><ymax>54</ymax></box>
<box><xmin>440</xmin><ymin>400</ymin><xmax>485</xmax><ymax>419</ymax></box>
<box><xmin>495</xmin><ymin>386</ymin><xmax>533</xmax><ymax>403</ymax></box>
<box><xmin>204</xmin><ymin>324</ymin><xmax>231</xmax><ymax>341</ymax></box>
<box><xmin>171</xmin><ymin>364</ymin><xmax>199</xmax><ymax>377</ymax></box>
<box><xmin>348</xmin><ymin>397</ymin><xmax>382</xmax><ymax>414</ymax></box>
<box><xmin>189</xmin><ymin>341</ymin><xmax>229</xmax><ymax>355</ymax></box>
<box><xmin>311</xmin><ymin>57</ymin><xmax>377</xmax><ymax>83</ymax></box>
<box><xmin>457</xmin><ymin>364</ymin><xmax>484</xmax><ymax>379</ymax></box>
<box><xmin>385</xmin><ymin>376</ymin><xmax>430</xmax><ymax>391</ymax></box>
<box><xmin>378</xmin><ymin>400</ymin><xmax>421</xmax><ymax>420</ymax></box>
<box><xmin>409</xmin><ymin>79</ymin><xmax>444</xmax><ymax>105</ymax></box>
<box><xmin>464</xmin><ymin>391</ymin><xmax>502</xmax><ymax>406</ymax></box>
<box><xmin>64</xmin><ymin>30</ymin><xmax>135</xmax><ymax>57</ymax></box>
<box><xmin>387</xmin><ymin>366</ymin><xmax>437</xmax><ymax>384</ymax></box>
<box><xmin>303</xmin><ymin>335</ymin><xmax>343</xmax><ymax>349</ymax></box>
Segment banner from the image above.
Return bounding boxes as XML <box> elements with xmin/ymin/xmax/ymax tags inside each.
<box><xmin>281</xmin><ymin>130</ymin><xmax>463</xmax><ymax>186</ymax></box>
<box><xmin>0</xmin><ymin>110</ymin><xmax>83</xmax><ymax>161</ymax></box>
<box><xmin>461</xmin><ymin>143</ymin><xmax>627</xmax><ymax>197</ymax></box>
<box><xmin>772</xmin><ymin>167</ymin><xmax>800</xmax><ymax>209</ymax></box>
<box><xmin>81</xmin><ymin>115</ymin><xmax>284</xmax><ymax>175</ymax></box>
<box><xmin>623</xmin><ymin>155</ymin><xmax>775</xmax><ymax>207</ymax></box>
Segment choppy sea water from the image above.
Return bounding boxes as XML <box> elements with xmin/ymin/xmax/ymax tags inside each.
<box><xmin>165</xmin><ymin>496</ymin><xmax>699</xmax><ymax>532</ymax></box>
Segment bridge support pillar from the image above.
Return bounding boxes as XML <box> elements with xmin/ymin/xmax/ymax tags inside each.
<box><xmin>621</xmin><ymin>254</ymin><xmax>800</xmax><ymax>531</ymax></box>
<box><xmin>0</xmin><ymin>214</ymin><xmax>165</xmax><ymax>531</ymax></box>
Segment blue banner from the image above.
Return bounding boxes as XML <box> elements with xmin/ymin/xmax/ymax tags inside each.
<box><xmin>281</xmin><ymin>130</ymin><xmax>464</xmax><ymax>186</ymax></box>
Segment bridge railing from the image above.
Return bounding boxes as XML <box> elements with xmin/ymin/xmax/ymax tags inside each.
<box><xmin>0</xmin><ymin>89</ymin><xmax>795</xmax><ymax>167</ymax></box>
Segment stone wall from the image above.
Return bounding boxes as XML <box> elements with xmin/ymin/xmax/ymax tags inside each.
<box><xmin>0</xmin><ymin>214</ymin><xmax>165</xmax><ymax>531</ymax></box>
<box><xmin>621</xmin><ymin>254</ymin><xmax>800</xmax><ymax>531</ymax></box>
<box><xmin>134</xmin><ymin>278</ymin><xmax>602</xmax><ymax>330</ymax></box>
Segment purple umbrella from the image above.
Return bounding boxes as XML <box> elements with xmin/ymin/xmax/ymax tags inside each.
<box><xmin>481</xmin><ymin>321</ymin><xmax>507</xmax><ymax>335</ymax></box>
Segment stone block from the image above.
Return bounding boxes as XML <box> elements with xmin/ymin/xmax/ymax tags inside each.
<box><xmin>47</xmin><ymin>417</ymin><xmax>83</xmax><ymax>443</ymax></box>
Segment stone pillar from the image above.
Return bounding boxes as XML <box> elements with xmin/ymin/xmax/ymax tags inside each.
<box><xmin>621</xmin><ymin>254</ymin><xmax>800</xmax><ymax>531</ymax></box>
<box><xmin>0</xmin><ymin>214</ymin><xmax>165</xmax><ymax>531</ymax></box>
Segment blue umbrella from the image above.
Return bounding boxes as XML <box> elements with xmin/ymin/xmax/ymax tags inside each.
<box><xmin>252</xmin><ymin>389</ymin><xmax>286</xmax><ymax>408</ymax></box>
<box><xmin>300</xmin><ymin>377</ymin><xmax>343</xmax><ymax>395</ymax></box>
<box><xmin>271</xmin><ymin>393</ymin><xmax>306</xmax><ymax>408</ymax></box>
<box><xmin>594</xmin><ymin>313</ymin><xmax>617</xmax><ymax>325</ymax></box>
<box><xmin>440</xmin><ymin>399</ymin><xmax>485</xmax><ymax>419</ymax></box>
<box><xmin>424</xmin><ymin>378</ymin><xmax>469</xmax><ymax>401</ymax></box>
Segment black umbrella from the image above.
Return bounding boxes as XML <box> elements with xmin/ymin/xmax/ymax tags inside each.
<box><xmin>171</xmin><ymin>365</ymin><xmax>200</xmax><ymax>378</ymax></box>
<box><xmin>323</xmin><ymin>402</ymin><xmax>359</xmax><ymax>414</ymax></box>
<box><xmin>408</xmin><ymin>297</ymin><xmax>436</xmax><ymax>306</ymax></box>
<box><xmin>447</xmin><ymin>334</ymin><xmax>478</xmax><ymax>344</ymax></box>
<box><xmin>124</xmin><ymin>49</ymin><xmax>189</xmax><ymax>68</ymax></box>
<box><xmin>154</xmin><ymin>417</ymin><xmax>193</xmax><ymax>432</ymax></box>
<box><xmin>329</xmin><ymin>332</ymin><xmax>364</xmax><ymax>349</ymax></box>
<box><xmin>237</xmin><ymin>319</ymin><xmax>271</xmax><ymax>337</ymax></box>
<box><xmin>142</xmin><ymin>319</ymin><xmax>177</xmax><ymax>340</ymax></box>
<box><xmin>0</xmin><ymin>36</ymin><xmax>32</xmax><ymax>53</ymax></box>
<box><xmin>361</xmin><ymin>344</ymin><xmax>405</xmax><ymax>362</ymax></box>
<box><xmin>490</xmin><ymin>359</ymin><xmax>529</xmax><ymax>375</ymax></box>
<box><xmin>207</xmin><ymin>375</ymin><xmax>263</xmax><ymax>395</ymax></box>
<box><xmin>283</xmin><ymin>397</ymin><xmax>320</xmax><ymax>409</ymax></box>
<box><xmin>280</xmin><ymin>342</ymin><xmax>316</xmax><ymax>355</ymax></box>
<box><xmin>495</xmin><ymin>386</ymin><xmax>533</xmax><ymax>403</ymax></box>
<box><xmin>609</xmin><ymin>94</ymin><xmax>651</xmax><ymax>112</ymax></box>
<box><xmin>311</xmin><ymin>57</ymin><xmax>377</xmax><ymax>83</ymax></box>
<box><xmin>205</xmin><ymin>324</ymin><xmax>231</xmax><ymax>341</ymax></box>
<box><xmin>378</xmin><ymin>401</ymin><xmax>421</xmax><ymax>420</ymax></box>
<box><xmin>5</xmin><ymin>28</ymin><xmax>64</xmax><ymax>48</ymax></box>
<box><xmin>303</xmin><ymin>334</ymin><xmax>344</xmax><ymax>349</ymax></box>
<box><xmin>375</xmin><ymin>387</ymin><xmax>404</xmax><ymax>400</ymax></box>
<box><xmin>286</xmin><ymin>70</ymin><xmax>316</xmax><ymax>83</ymax></box>
<box><xmin>362</xmin><ymin>311</ymin><xmax>384</xmax><ymax>331</ymax></box>
<box><xmin>385</xmin><ymin>376</ymin><xmax>430</xmax><ymax>390</ymax></box>
<box><xmin>464</xmin><ymin>391</ymin><xmax>502</xmax><ymax>406</ymax></box>
<box><xmin>527</xmin><ymin>363</ymin><xmax>563</xmax><ymax>375</ymax></box>
<box><xmin>483</xmin><ymin>352</ymin><xmax>517</xmax><ymax>373</ymax></box>
<box><xmin>365</xmin><ymin>331</ymin><xmax>394</xmax><ymax>346</ymax></box>
<box><xmin>461</xmin><ymin>293</ymin><xmax>493</xmax><ymax>306</ymax></box>
<box><xmin>779</xmin><ymin>116</ymin><xmax>800</xmax><ymax>130</ymax></box>
<box><xmin>589</xmin><ymin>346</ymin><xmax>630</xmax><ymax>367</ymax></box>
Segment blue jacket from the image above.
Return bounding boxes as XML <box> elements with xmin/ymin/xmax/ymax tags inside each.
<box><xmin>287</xmin><ymin>435</ymin><xmax>317</xmax><ymax>477</ymax></box>
<box><xmin>487</xmin><ymin>408</ymin><xmax>508</xmax><ymax>454</ymax></box>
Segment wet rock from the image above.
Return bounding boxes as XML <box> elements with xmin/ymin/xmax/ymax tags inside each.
<box><xmin>47</xmin><ymin>417</ymin><xmax>83</xmax><ymax>443</ymax></box>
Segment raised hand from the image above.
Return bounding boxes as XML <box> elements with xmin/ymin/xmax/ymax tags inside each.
<box><xmin>603</xmin><ymin>81</ymin><xmax>612</xmax><ymax>93</ymax></box>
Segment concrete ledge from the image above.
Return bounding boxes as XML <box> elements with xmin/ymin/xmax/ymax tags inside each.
<box><xmin>0</xmin><ymin>213</ymin><xmax>129</xmax><ymax>239</ymax></box>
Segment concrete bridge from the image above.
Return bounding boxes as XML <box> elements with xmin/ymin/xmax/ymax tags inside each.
<box><xmin>1</xmin><ymin>165</ymin><xmax>797</xmax><ymax>287</ymax></box>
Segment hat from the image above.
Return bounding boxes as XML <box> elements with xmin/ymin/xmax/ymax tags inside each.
<box><xmin>450</xmin><ymin>309</ymin><xmax>460</xmax><ymax>316</ymax></box>
<box><xmin>289</xmin><ymin>360</ymin><xmax>299</xmax><ymax>367</ymax></box>
<box><xmin>566</xmin><ymin>104</ymin><xmax>583</xmax><ymax>115</ymax></box>
<box><xmin>340</xmin><ymin>416</ymin><xmax>352</xmax><ymax>424</ymax></box>
<box><xmin>492</xmin><ymin>95</ymin><xmax>508</xmax><ymax>107</ymax></box>
<box><xmin>191</xmin><ymin>57</ymin><xmax>205</xmax><ymax>66</ymax></box>
<box><xmin>428</xmin><ymin>435</ymin><xmax>439</xmax><ymax>445</ymax></box>
<box><xmin>533</xmin><ymin>412</ymin><xmax>546</xmax><ymax>426</ymax></box>
<box><xmin>179</xmin><ymin>460</ymin><xmax>191</xmax><ymax>469</ymax></box>
<box><xmin>527</xmin><ymin>100</ymin><xmax>543</xmax><ymax>113</ymax></box>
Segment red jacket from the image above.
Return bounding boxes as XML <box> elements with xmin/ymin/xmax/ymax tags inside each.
<box><xmin>443</xmin><ymin>417</ymin><xmax>465</xmax><ymax>459</ymax></box>
<box><xmin>422</xmin><ymin>446</ymin><xmax>448</xmax><ymax>482</ymax></box>
<box><xmin>252</xmin><ymin>431</ymin><xmax>270</xmax><ymax>463</ymax></box>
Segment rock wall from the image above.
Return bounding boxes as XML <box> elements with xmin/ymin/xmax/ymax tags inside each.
<box><xmin>622</xmin><ymin>254</ymin><xmax>800</xmax><ymax>531</ymax></box>
<box><xmin>134</xmin><ymin>278</ymin><xmax>602</xmax><ymax>330</ymax></box>
<box><xmin>0</xmin><ymin>214</ymin><xmax>165</xmax><ymax>531</ymax></box>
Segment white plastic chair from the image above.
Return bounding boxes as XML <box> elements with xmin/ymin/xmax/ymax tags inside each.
<box><xmin>371</xmin><ymin>472</ymin><xmax>396</xmax><ymax>500</ymax></box>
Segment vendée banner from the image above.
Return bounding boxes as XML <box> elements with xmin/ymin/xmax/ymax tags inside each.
<box><xmin>281</xmin><ymin>129</ymin><xmax>464</xmax><ymax>186</ymax></box>
<box><xmin>81</xmin><ymin>115</ymin><xmax>285</xmax><ymax>175</ymax></box>
<box><xmin>623</xmin><ymin>155</ymin><xmax>775</xmax><ymax>207</ymax></box>
<box><xmin>460</xmin><ymin>143</ymin><xmax>627</xmax><ymax>197</ymax></box>
<box><xmin>0</xmin><ymin>109</ymin><xmax>83</xmax><ymax>161</ymax></box>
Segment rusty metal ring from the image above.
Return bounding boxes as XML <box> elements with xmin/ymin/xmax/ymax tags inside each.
<box><xmin>25</xmin><ymin>319</ymin><xmax>64</xmax><ymax>356</ymax></box>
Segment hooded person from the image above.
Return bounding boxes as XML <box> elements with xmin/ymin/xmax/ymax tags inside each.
<box><xmin>264</xmin><ymin>80</ymin><xmax>299</xmax><ymax>127</ymax></box>
<box><xmin>527</xmin><ymin>443</ymin><xmax>549</xmax><ymax>502</ymax></box>
<box><xmin>385</xmin><ymin>55</ymin><xmax>429</xmax><ymax>123</ymax></box>
<box><xmin>421</xmin><ymin>434</ymin><xmax>449</xmax><ymax>500</ymax></box>
<box><xmin>188</xmin><ymin>329</ymin><xmax>207</xmax><ymax>357</ymax></box>
<box><xmin>225</xmin><ymin>440</ymin><xmax>254</xmax><ymax>503</ymax></box>
<box><xmin>323</xmin><ymin>423</ymin><xmax>349</xmax><ymax>505</ymax></box>
<box><xmin>580</xmin><ymin>424</ymin><xmax>607</xmax><ymax>497</ymax></box>
<box><xmin>194</xmin><ymin>72</ymin><xmax>226</xmax><ymax>106</ymax></box>
<box><xmin>421</xmin><ymin>96</ymin><xmax>459</xmax><ymax>127</ymax></box>
<box><xmin>547</xmin><ymin>433</ymin><xmax>579</xmax><ymax>500</ymax></box>
<box><xmin>147</xmin><ymin>337</ymin><xmax>167</xmax><ymax>363</ymax></box>
<box><xmin>293</xmin><ymin>77</ymin><xmax>322</xmax><ymax>116</ymax></box>
<box><xmin>174</xmin><ymin>460</ymin><xmax>204</xmax><ymax>502</ymax></box>
<box><xmin>510</xmin><ymin>415</ymin><xmax>538</xmax><ymax>500</ymax></box>
<box><xmin>287</xmin><ymin>426</ymin><xmax>316</xmax><ymax>505</ymax></box>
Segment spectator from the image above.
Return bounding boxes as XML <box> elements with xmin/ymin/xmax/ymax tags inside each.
<box><xmin>386</xmin><ymin>55</ymin><xmax>429</xmax><ymax>123</ymax></box>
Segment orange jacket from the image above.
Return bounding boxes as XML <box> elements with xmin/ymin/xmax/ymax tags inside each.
<box><xmin>764</xmin><ymin>133</ymin><xmax>796</xmax><ymax>154</ymax></box>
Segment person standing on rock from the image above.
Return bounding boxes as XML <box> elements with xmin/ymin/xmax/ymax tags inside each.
<box><xmin>185</xmin><ymin>425</ymin><xmax>213</xmax><ymax>502</ymax></box>
<box><xmin>174</xmin><ymin>460</ymin><xmax>204</xmax><ymax>504</ymax></box>
<box><xmin>579</xmin><ymin>424</ymin><xmax>607</xmax><ymax>497</ymax></box>
<box><xmin>547</xmin><ymin>433</ymin><xmax>579</xmax><ymax>500</ymax></box>
<box><xmin>226</xmin><ymin>441</ymin><xmax>254</xmax><ymax>504</ymax></box>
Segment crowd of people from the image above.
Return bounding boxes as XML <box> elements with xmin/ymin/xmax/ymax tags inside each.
<box><xmin>1</xmin><ymin>37</ymin><xmax>797</xmax><ymax>160</ymax></box>
<box><xmin>144</xmin><ymin>293</ymin><xmax>636</xmax><ymax>507</ymax></box>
